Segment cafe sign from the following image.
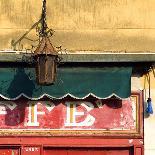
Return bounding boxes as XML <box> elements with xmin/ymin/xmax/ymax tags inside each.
<box><xmin>0</xmin><ymin>94</ymin><xmax>139</xmax><ymax>136</ymax></box>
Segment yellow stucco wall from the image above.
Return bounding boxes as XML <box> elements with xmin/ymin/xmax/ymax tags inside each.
<box><xmin>1</xmin><ymin>0</ymin><xmax>155</xmax><ymax>52</ymax></box>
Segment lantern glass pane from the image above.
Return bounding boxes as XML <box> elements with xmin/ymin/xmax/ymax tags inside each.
<box><xmin>36</xmin><ymin>55</ymin><xmax>57</xmax><ymax>85</ymax></box>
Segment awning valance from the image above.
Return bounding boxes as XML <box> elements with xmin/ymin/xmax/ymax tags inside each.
<box><xmin>0</xmin><ymin>67</ymin><xmax>132</xmax><ymax>100</ymax></box>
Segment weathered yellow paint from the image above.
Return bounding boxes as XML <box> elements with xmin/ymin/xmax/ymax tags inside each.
<box><xmin>31</xmin><ymin>103</ymin><xmax>35</xmax><ymax>123</ymax></box>
<box><xmin>1</xmin><ymin>0</ymin><xmax>155</xmax><ymax>52</ymax></box>
<box><xmin>70</xmin><ymin>103</ymin><xmax>74</xmax><ymax>123</ymax></box>
<box><xmin>12</xmin><ymin>150</ymin><xmax>15</xmax><ymax>155</ymax></box>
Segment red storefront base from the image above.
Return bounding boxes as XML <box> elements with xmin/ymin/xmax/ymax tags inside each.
<box><xmin>0</xmin><ymin>92</ymin><xmax>143</xmax><ymax>155</ymax></box>
<box><xmin>0</xmin><ymin>138</ymin><xmax>144</xmax><ymax>155</ymax></box>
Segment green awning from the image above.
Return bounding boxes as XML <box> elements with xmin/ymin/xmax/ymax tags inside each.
<box><xmin>0</xmin><ymin>67</ymin><xmax>132</xmax><ymax>100</ymax></box>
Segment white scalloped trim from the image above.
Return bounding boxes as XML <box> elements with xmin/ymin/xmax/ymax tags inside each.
<box><xmin>0</xmin><ymin>93</ymin><xmax>128</xmax><ymax>100</ymax></box>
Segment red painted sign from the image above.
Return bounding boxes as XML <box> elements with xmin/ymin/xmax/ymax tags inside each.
<box><xmin>0</xmin><ymin>95</ymin><xmax>138</xmax><ymax>136</ymax></box>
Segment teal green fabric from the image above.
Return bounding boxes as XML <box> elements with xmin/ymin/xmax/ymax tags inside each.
<box><xmin>0</xmin><ymin>67</ymin><xmax>132</xmax><ymax>99</ymax></box>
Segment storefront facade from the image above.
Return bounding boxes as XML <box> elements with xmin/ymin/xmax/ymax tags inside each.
<box><xmin>0</xmin><ymin>57</ymin><xmax>145</xmax><ymax>155</ymax></box>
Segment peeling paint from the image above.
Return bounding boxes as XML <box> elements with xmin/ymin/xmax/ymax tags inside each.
<box><xmin>129</xmin><ymin>139</ymin><xmax>133</xmax><ymax>144</ymax></box>
<box><xmin>0</xmin><ymin>96</ymin><xmax>138</xmax><ymax>136</ymax></box>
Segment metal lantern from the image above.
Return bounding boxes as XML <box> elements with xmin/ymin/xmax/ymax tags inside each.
<box><xmin>33</xmin><ymin>0</ymin><xmax>59</xmax><ymax>85</ymax></box>
<box><xmin>34</xmin><ymin>36</ymin><xmax>58</xmax><ymax>85</ymax></box>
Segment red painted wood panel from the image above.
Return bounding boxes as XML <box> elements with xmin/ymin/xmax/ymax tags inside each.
<box><xmin>92</xmin><ymin>149</ymin><xmax>132</xmax><ymax>155</ymax></box>
<box><xmin>134</xmin><ymin>146</ymin><xmax>143</xmax><ymax>155</ymax></box>
<box><xmin>0</xmin><ymin>138</ymin><xmax>143</xmax><ymax>146</ymax></box>
<box><xmin>44</xmin><ymin>148</ymin><xmax>133</xmax><ymax>155</ymax></box>
<box><xmin>44</xmin><ymin>148</ymin><xmax>68</xmax><ymax>155</ymax></box>
<box><xmin>0</xmin><ymin>148</ymin><xmax>19</xmax><ymax>155</ymax></box>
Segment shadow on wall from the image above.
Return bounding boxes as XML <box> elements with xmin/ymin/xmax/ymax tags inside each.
<box><xmin>7</xmin><ymin>68</ymin><xmax>35</xmax><ymax>98</ymax></box>
<box><xmin>5</xmin><ymin>68</ymin><xmax>35</xmax><ymax>126</ymax></box>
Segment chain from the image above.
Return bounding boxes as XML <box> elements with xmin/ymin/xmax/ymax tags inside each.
<box><xmin>40</xmin><ymin>0</ymin><xmax>47</xmax><ymax>37</ymax></box>
<box><xmin>36</xmin><ymin>0</ymin><xmax>55</xmax><ymax>40</ymax></box>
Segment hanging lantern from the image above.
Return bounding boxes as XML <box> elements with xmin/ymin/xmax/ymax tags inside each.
<box><xmin>34</xmin><ymin>36</ymin><xmax>58</xmax><ymax>85</ymax></box>
<box><xmin>33</xmin><ymin>0</ymin><xmax>59</xmax><ymax>85</ymax></box>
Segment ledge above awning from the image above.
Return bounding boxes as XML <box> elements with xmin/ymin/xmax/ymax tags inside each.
<box><xmin>0</xmin><ymin>52</ymin><xmax>154</xmax><ymax>75</ymax></box>
<box><xmin>0</xmin><ymin>67</ymin><xmax>132</xmax><ymax>100</ymax></box>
